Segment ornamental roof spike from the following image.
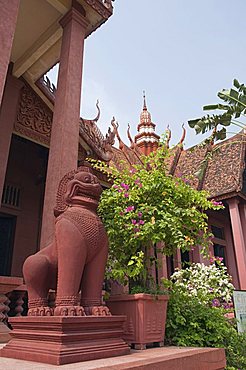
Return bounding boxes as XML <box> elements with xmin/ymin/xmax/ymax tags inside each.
<box><xmin>166</xmin><ymin>124</ymin><xmax>171</xmax><ymax>148</ymax></box>
<box><xmin>179</xmin><ymin>123</ymin><xmax>186</xmax><ymax>146</ymax></box>
<box><xmin>94</xmin><ymin>99</ymin><xmax>100</xmax><ymax>122</ymax></box>
<box><xmin>103</xmin><ymin>0</ymin><xmax>114</xmax><ymax>10</ymax></box>
<box><xmin>80</xmin><ymin>100</ymin><xmax>100</xmax><ymax>123</ymax></box>
<box><xmin>111</xmin><ymin>117</ymin><xmax>124</xmax><ymax>150</ymax></box>
<box><xmin>143</xmin><ymin>90</ymin><xmax>147</xmax><ymax>111</ymax></box>
<box><xmin>127</xmin><ymin>123</ymin><xmax>134</xmax><ymax>149</ymax></box>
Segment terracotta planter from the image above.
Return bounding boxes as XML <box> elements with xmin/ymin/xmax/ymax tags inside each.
<box><xmin>107</xmin><ymin>293</ymin><xmax>169</xmax><ymax>349</ymax></box>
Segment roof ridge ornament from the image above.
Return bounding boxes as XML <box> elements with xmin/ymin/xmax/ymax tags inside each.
<box><xmin>80</xmin><ymin>100</ymin><xmax>100</xmax><ymax>123</ymax></box>
<box><xmin>127</xmin><ymin>123</ymin><xmax>134</xmax><ymax>149</ymax></box>
<box><xmin>179</xmin><ymin>123</ymin><xmax>186</xmax><ymax>146</ymax></box>
<box><xmin>143</xmin><ymin>90</ymin><xmax>147</xmax><ymax>111</ymax></box>
<box><xmin>111</xmin><ymin>117</ymin><xmax>124</xmax><ymax>150</ymax></box>
<box><xmin>166</xmin><ymin>125</ymin><xmax>171</xmax><ymax>148</ymax></box>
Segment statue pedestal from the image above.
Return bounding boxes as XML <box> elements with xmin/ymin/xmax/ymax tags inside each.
<box><xmin>1</xmin><ymin>315</ymin><xmax>130</xmax><ymax>365</ymax></box>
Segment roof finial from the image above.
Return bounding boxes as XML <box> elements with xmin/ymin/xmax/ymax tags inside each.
<box><xmin>143</xmin><ymin>90</ymin><xmax>147</xmax><ymax>111</ymax></box>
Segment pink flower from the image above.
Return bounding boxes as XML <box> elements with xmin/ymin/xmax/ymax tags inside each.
<box><xmin>138</xmin><ymin>212</ymin><xmax>143</xmax><ymax>218</ymax></box>
<box><xmin>130</xmin><ymin>168</ymin><xmax>136</xmax><ymax>174</ymax></box>
<box><xmin>113</xmin><ymin>185</ymin><xmax>119</xmax><ymax>189</ymax></box>
<box><xmin>121</xmin><ymin>183</ymin><xmax>129</xmax><ymax>191</ymax></box>
<box><xmin>125</xmin><ymin>206</ymin><xmax>134</xmax><ymax>212</ymax></box>
<box><xmin>118</xmin><ymin>189</ymin><xmax>123</xmax><ymax>193</ymax></box>
<box><xmin>119</xmin><ymin>212</ymin><xmax>124</xmax><ymax>216</ymax></box>
<box><xmin>216</xmin><ymin>257</ymin><xmax>223</xmax><ymax>262</ymax></box>
<box><xmin>134</xmin><ymin>227</ymin><xmax>140</xmax><ymax>233</ymax></box>
<box><xmin>124</xmin><ymin>193</ymin><xmax>129</xmax><ymax>198</ymax></box>
<box><xmin>131</xmin><ymin>219</ymin><xmax>137</xmax><ymax>225</ymax></box>
<box><xmin>211</xmin><ymin>199</ymin><xmax>223</xmax><ymax>206</ymax></box>
<box><xmin>139</xmin><ymin>220</ymin><xmax>145</xmax><ymax>225</ymax></box>
<box><xmin>134</xmin><ymin>179</ymin><xmax>142</xmax><ymax>187</ymax></box>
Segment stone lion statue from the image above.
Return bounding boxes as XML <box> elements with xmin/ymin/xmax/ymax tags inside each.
<box><xmin>23</xmin><ymin>166</ymin><xmax>111</xmax><ymax>316</ymax></box>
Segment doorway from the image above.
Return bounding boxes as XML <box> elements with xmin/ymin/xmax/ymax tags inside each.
<box><xmin>0</xmin><ymin>213</ymin><xmax>16</xmax><ymax>276</ymax></box>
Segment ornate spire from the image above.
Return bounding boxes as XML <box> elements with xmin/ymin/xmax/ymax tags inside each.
<box><xmin>134</xmin><ymin>92</ymin><xmax>160</xmax><ymax>155</ymax></box>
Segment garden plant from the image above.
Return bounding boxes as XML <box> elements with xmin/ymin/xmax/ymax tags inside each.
<box><xmin>164</xmin><ymin>260</ymin><xmax>246</xmax><ymax>370</ymax></box>
<box><xmin>90</xmin><ymin>142</ymin><xmax>223</xmax><ymax>290</ymax></box>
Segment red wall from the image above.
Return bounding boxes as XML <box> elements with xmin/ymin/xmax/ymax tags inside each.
<box><xmin>0</xmin><ymin>135</ymin><xmax>47</xmax><ymax>276</ymax></box>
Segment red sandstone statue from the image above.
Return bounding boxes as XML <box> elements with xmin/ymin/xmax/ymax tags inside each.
<box><xmin>23</xmin><ymin>166</ymin><xmax>111</xmax><ymax>316</ymax></box>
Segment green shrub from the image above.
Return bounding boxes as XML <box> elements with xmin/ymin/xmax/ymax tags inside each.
<box><xmin>165</xmin><ymin>288</ymin><xmax>246</xmax><ymax>369</ymax></box>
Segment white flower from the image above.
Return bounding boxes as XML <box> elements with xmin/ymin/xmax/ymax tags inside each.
<box><xmin>170</xmin><ymin>262</ymin><xmax>234</xmax><ymax>305</ymax></box>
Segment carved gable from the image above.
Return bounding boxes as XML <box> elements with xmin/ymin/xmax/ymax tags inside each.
<box><xmin>14</xmin><ymin>84</ymin><xmax>53</xmax><ymax>147</ymax></box>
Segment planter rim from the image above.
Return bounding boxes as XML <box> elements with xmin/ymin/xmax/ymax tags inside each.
<box><xmin>108</xmin><ymin>293</ymin><xmax>169</xmax><ymax>302</ymax></box>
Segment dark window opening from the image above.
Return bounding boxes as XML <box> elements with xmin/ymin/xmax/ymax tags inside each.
<box><xmin>213</xmin><ymin>244</ymin><xmax>227</xmax><ymax>266</ymax></box>
<box><xmin>0</xmin><ymin>214</ymin><xmax>16</xmax><ymax>276</ymax></box>
<box><xmin>211</xmin><ymin>225</ymin><xmax>225</xmax><ymax>240</ymax></box>
<box><xmin>181</xmin><ymin>250</ymin><xmax>190</xmax><ymax>268</ymax></box>
<box><xmin>167</xmin><ymin>255</ymin><xmax>175</xmax><ymax>276</ymax></box>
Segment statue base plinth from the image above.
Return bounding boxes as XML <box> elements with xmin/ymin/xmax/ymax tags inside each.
<box><xmin>1</xmin><ymin>315</ymin><xmax>130</xmax><ymax>365</ymax></box>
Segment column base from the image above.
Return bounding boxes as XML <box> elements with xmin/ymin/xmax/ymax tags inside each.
<box><xmin>1</xmin><ymin>315</ymin><xmax>130</xmax><ymax>365</ymax></box>
<box><xmin>0</xmin><ymin>322</ymin><xmax>11</xmax><ymax>343</ymax></box>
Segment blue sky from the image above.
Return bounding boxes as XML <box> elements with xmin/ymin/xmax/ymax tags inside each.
<box><xmin>49</xmin><ymin>0</ymin><xmax>246</xmax><ymax>148</ymax></box>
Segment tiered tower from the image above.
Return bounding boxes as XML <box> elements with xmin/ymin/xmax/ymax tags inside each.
<box><xmin>134</xmin><ymin>92</ymin><xmax>160</xmax><ymax>155</ymax></box>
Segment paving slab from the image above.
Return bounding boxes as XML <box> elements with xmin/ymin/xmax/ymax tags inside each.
<box><xmin>0</xmin><ymin>344</ymin><xmax>226</xmax><ymax>370</ymax></box>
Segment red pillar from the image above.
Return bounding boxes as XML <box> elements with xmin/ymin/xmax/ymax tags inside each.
<box><xmin>40</xmin><ymin>6</ymin><xmax>89</xmax><ymax>247</ymax></box>
<box><xmin>227</xmin><ymin>198</ymin><xmax>246</xmax><ymax>290</ymax></box>
<box><xmin>0</xmin><ymin>0</ymin><xmax>20</xmax><ymax>105</ymax></box>
<box><xmin>239</xmin><ymin>203</ymin><xmax>246</xmax><ymax>246</ymax></box>
<box><xmin>191</xmin><ymin>245</ymin><xmax>209</xmax><ymax>265</ymax></box>
<box><xmin>0</xmin><ymin>75</ymin><xmax>24</xmax><ymax>203</ymax></box>
<box><xmin>156</xmin><ymin>242</ymin><xmax>168</xmax><ymax>281</ymax></box>
<box><xmin>173</xmin><ymin>248</ymin><xmax>182</xmax><ymax>269</ymax></box>
<box><xmin>224</xmin><ymin>221</ymin><xmax>239</xmax><ymax>289</ymax></box>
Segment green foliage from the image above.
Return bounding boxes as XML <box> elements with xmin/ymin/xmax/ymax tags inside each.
<box><xmin>188</xmin><ymin>78</ymin><xmax>246</xmax><ymax>144</ymax></box>
<box><xmin>165</xmin><ymin>271</ymin><xmax>246</xmax><ymax>370</ymax></box>
<box><xmin>166</xmin><ymin>289</ymin><xmax>246</xmax><ymax>369</ymax></box>
<box><xmin>90</xmin><ymin>144</ymin><xmax>223</xmax><ymax>286</ymax></box>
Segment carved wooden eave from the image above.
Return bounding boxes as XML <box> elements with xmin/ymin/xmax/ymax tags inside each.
<box><xmin>83</xmin><ymin>0</ymin><xmax>113</xmax><ymax>23</ymax></box>
<box><xmin>79</xmin><ymin>113</ymin><xmax>116</xmax><ymax>162</ymax></box>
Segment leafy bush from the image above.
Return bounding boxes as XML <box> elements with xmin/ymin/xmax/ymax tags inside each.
<box><xmin>165</xmin><ymin>263</ymin><xmax>246</xmax><ymax>370</ymax></box>
<box><xmin>91</xmin><ymin>144</ymin><xmax>222</xmax><ymax>285</ymax></box>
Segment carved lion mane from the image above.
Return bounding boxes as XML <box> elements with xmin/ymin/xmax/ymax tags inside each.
<box><xmin>54</xmin><ymin>166</ymin><xmax>102</xmax><ymax>217</ymax></box>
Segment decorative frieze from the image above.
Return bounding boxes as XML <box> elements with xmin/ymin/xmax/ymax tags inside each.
<box><xmin>14</xmin><ymin>84</ymin><xmax>53</xmax><ymax>146</ymax></box>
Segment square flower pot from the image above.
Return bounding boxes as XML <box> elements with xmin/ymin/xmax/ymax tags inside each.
<box><xmin>107</xmin><ymin>293</ymin><xmax>169</xmax><ymax>349</ymax></box>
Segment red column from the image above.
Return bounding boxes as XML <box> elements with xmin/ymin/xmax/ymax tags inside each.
<box><xmin>0</xmin><ymin>0</ymin><xmax>20</xmax><ymax>105</ymax></box>
<box><xmin>191</xmin><ymin>245</ymin><xmax>209</xmax><ymax>265</ymax></box>
<box><xmin>227</xmin><ymin>198</ymin><xmax>246</xmax><ymax>290</ymax></box>
<box><xmin>224</xmin><ymin>221</ymin><xmax>240</xmax><ymax>289</ymax></box>
<box><xmin>239</xmin><ymin>203</ymin><xmax>246</xmax><ymax>246</ymax></box>
<box><xmin>0</xmin><ymin>75</ymin><xmax>24</xmax><ymax>203</ymax></box>
<box><xmin>173</xmin><ymin>248</ymin><xmax>182</xmax><ymax>269</ymax></box>
<box><xmin>156</xmin><ymin>242</ymin><xmax>168</xmax><ymax>282</ymax></box>
<box><xmin>40</xmin><ymin>7</ymin><xmax>89</xmax><ymax>247</ymax></box>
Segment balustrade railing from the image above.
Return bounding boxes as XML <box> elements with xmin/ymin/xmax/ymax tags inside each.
<box><xmin>0</xmin><ymin>277</ymin><xmax>24</xmax><ymax>342</ymax></box>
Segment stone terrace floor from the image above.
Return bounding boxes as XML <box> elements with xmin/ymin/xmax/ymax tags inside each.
<box><xmin>0</xmin><ymin>344</ymin><xmax>225</xmax><ymax>370</ymax></box>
